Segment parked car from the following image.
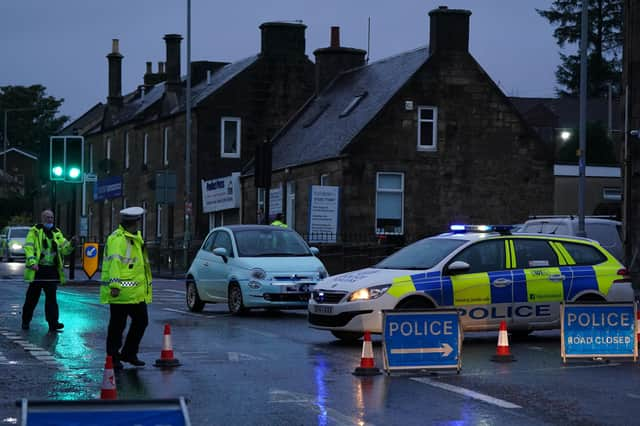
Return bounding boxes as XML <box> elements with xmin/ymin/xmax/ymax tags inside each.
<box><xmin>186</xmin><ymin>225</ymin><xmax>329</xmax><ymax>314</ymax></box>
<box><xmin>0</xmin><ymin>225</ymin><xmax>31</xmax><ymax>261</ymax></box>
<box><xmin>309</xmin><ymin>224</ymin><xmax>633</xmax><ymax>341</ymax></box>
<box><xmin>517</xmin><ymin>216</ymin><xmax>623</xmax><ymax>261</ymax></box>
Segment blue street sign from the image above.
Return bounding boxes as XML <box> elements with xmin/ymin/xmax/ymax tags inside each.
<box><xmin>382</xmin><ymin>310</ymin><xmax>461</xmax><ymax>372</ymax></box>
<box><xmin>85</xmin><ymin>245</ymin><xmax>97</xmax><ymax>258</ymax></box>
<box><xmin>561</xmin><ymin>303</ymin><xmax>638</xmax><ymax>362</ymax></box>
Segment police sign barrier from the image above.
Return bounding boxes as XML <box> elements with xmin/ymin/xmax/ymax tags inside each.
<box><xmin>382</xmin><ymin>309</ymin><xmax>462</xmax><ymax>373</ymax></box>
<box><xmin>18</xmin><ymin>398</ymin><xmax>191</xmax><ymax>426</ymax></box>
<box><xmin>561</xmin><ymin>303</ymin><xmax>638</xmax><ymax>362</ymax></box>
<box><xmin>82</xmin><ymin>242</ymin><xmax>99</xmax><ymax>279</ymax></box>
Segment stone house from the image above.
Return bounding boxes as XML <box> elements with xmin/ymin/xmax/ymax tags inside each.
<box><xmin>242</xmin><ymin>6</ymin><xmax>554</xmax><ymax>245</ymax></box>
<box><xmin>57</xmin><ymin>22</ymin><xmax>314</xmax><ymax>246</ymax></box>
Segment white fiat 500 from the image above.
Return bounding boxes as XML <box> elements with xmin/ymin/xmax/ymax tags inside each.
<box><xmin>308</xmin><ymin>225</ymin><xmax>633</xmax><ymax>341</ymax></box>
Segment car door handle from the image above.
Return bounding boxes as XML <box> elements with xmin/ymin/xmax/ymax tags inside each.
<box><xmin>549</xmin><ymin>274</ymin><xmax>565</xmax><ymax>282</ymax></box>
<box><xmin>492</xmin><ymin>278</ymin><xmax>512</xmax><ymax>287</ymax></box>
<box><xmin>203</xmin><ymin>262</ymin><xmax>209</xmax><ymax>267</ymax></box>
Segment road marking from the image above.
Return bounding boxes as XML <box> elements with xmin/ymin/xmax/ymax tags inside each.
<box><xmin>269</xmin><ymin>389</ymin><xmax>364</xmax><ymax>426</ymax></box>
<box><xmin>233</xmin><ymin>326</ymin><xmax>277</xmax><ymax>338</ymax></box>
<box><xmin>411</xmin><ymin>378</ymin><xmax>521</xmax><ymax>409</ymax></box>
<box><xmin>627</xmin><ymin>393</ymin><xmax>640</xmax><ymax>399</ymax></box>
<box><xmin>162</xmin><ymin>289</ymin><xmax>185</xmax><ymax>295</ymax></box>
<box><xmin>228</xmin><ymin>352</ymin><xmax>264</xmax><ymax>362</ymax></box>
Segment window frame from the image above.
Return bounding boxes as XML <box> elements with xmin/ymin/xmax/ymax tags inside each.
<box><xmin>417</xmin><ymin>106</ymin><xmax>438</xmax><ymax>151</ymax></box>
<box><xmin>156</xmin><ymin>203</ymin><xmax>163</xmax><ymax>238</ymax></box>
<box><xmin>143</xmin><ymin>133</ymin><xmax>149</xmax><ymax>166</ymax></box>
<box><xmin>163</xmin><ymin>127</ymin><xmax>169</xmax><ymax>166</ymax></box>
<box><xmin>375</xmin><ymin>172</ymin><xmax>404</xmax><ymax>235</ymax></box>
<box><xmin>220</xmin><ymin>117</ymin><xmax>241</xmax><ymax>158</ymax></box>
<box><xmin>124</xmin><ymin>131</ymin><xmax>130</xmax><ymax>169</ymax></box>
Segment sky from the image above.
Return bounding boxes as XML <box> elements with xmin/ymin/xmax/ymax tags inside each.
<box><xmin>0</xmin><ymin>0</ymin><xmax>563</xmax><ymax>121</ymax></box>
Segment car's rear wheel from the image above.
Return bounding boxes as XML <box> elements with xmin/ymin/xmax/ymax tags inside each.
<box><xmin>331</xmin><ymin>331</ymin><xmax>364</xmax><ymax>341</ymax></box>
<box><xmin>228</xmin><ymin>283</ymin><xmax>247</xmax><ymax>315</ymax></box>
<box><xmin>186</xmin><ymin>279</ymin><xmax>205</xmax><ymax>312</ymax></box>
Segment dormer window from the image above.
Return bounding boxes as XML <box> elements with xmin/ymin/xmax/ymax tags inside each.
<box><xmin>417</xmin><ymin>106</ymin><xmax>438</xmax><ymax>151</ymax></box>
<box><xmin>339</xmin><ymin>92</ymin><xmax>367</xmax><ymax>118</ymax></box>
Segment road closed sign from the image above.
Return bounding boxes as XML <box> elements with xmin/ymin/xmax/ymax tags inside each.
<box><xmin>382</xmin><ymin>310</ymin><xmax>462</xmax><ymax>373</ymax></box>
<box><xmin>82</xmin><ymin>242</ymin><xmax>99</xmax><ymax>279</ymax></box>
<box><xmin>561</xmin><ymin>303</ymin><xmax>637</xmax><ymax>362</ymax></box>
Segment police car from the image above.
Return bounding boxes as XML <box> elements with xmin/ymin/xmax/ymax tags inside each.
<box><xmin>308</xmin><ymin>225</ymin><xmax>634</xmax><ymax>341</ymax></box>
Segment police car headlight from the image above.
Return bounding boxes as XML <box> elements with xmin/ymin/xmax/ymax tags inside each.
<box><xmin>10</xmin><ymin>243</ymin><xmax>22</xmax><ymax>250</ymax></box>
<box><xmin>250</xmin><ymin>268</ymin><xmax>267</xmax><ymax>280</ymax></box>
<box><xmin>348</xmin><ymin>284</ymin><xmax>391</xmax><ymax>302</ymax></box>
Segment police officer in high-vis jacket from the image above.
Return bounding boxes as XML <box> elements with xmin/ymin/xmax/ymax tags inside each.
<box><xmin>101</xmin><ymin>207</ymin><xmax>152</xmax><ymax>369</ymax></box>
<box><xmin>22</xmin><ymin>209</ymin><xmax>76</xmax><ymax>332</ymax></box>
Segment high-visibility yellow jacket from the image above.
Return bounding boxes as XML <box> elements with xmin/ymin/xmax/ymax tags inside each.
<box><xmin>100</xmin><ymin>225</ymin><xmax>152</xmax><ymax>304</ymax></box>
<box><xmin>23</xmin><ymin>225</ymin><xmax>74</xmax><ymax>284</ymax></box>
<box><xmin>271</xmin><ymin>220</ymin><xmax>288</xmax><ymax>228</ymax></box>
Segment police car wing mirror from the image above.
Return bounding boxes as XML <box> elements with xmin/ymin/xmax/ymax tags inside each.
<box><xmin>309</xmin><ymin>247</ymin><xmax>319</xmax><ymax>256</ymax></box>
<box><xmin>213</xmin><ymin>247</ymin><xmax>229</xmax><ymax>263</ymax></box>
<box><xmin>447</xmin><ymin>261</ymin><xmax>470</xmax><ymax>273</ymax></box>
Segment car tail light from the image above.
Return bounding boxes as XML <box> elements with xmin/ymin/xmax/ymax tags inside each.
<box><xmin>613</xmin><ymin>268</ymin><xmax>631</xmax><ymax>284</ymax></box>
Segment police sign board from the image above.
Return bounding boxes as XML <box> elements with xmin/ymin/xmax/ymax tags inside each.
<box><xmin>561</xmin><ymin>303</ymin><xmax>637</xmax><ymax>362</ymax></box>
<box><xmin>382</xmin><ymin>310</ymin><xmax>461</xmax><ymax>372</ymax></box>
<box><xmin>82</xmin><ymin>242</ymin><xmax>99</xmax><ymax>279</ymax></box>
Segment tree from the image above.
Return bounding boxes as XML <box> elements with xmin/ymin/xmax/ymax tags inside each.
<box><xmin>556</xmin><ymin>121</ymin><xmax>617</xmax><ymax>165</ymax></box>
<box><xmin>0</xmin><ymin>85</ymin><xmax>69</xmax><ymax>159</ymax></box>
<box><xmin>537</xmin><ymin>0</ymin><xmax>623</xmax><ymax>97</ymax></box>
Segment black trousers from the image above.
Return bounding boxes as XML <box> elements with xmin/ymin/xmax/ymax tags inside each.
<box><xmin>107</xmin><ymin>302</ymin><xmax>149</xmax><ymax>359</ymax></box>
<box><xmin>22</xmin><ymin>279</ymin><xmax>59</xmax><ymax>328</ymax></box>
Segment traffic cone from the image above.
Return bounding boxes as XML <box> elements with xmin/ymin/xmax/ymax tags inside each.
<box><xmin>491</xmin><ymin>320</ymin><xmax>515</xmax><ymax>362</ymax></box>
<box><xmin>154</xmin><ymin>324</ymin><xmax>181</xmax><ymax>368</ymax></box>
<box><xmin>353</xmin><ymin>331</ymin><xmax>381</xmax><ymax>376</ymax></box>
<box><xmin>100</xmin><ymin>355</ymin><xmax>117</xmax><ymax>400</ymax></box>
<box><xmin>636</xmin><ymin>309</ymin><xmax>640</xmax><ymax>346</ymax></box>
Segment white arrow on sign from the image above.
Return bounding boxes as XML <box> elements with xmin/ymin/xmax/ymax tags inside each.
<box><xmin>390</xmin><ymin>343</ymin><xmax>453</xmax><ymax>357</ymax></box>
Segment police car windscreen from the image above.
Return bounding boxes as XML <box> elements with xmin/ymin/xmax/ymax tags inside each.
<box><xmin>375</xmin><ymin>238</ymin><xmax>466</xmax><ymax>270</ymax></box>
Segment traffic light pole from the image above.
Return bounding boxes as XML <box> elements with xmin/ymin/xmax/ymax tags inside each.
<box><xmin>69</xmin><ymin>186</ymin><xmax>76</xmax><ymax>280</ymax></box>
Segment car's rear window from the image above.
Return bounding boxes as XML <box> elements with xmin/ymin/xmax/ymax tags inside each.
<box><xmin>375</xmin><ymin>238</ymin><xmax>467</xmax><ymax>270</ymax></box>
<box><xmin>561</xmin><ymin>242</ymin><xmax>607</xmax><ymax>265</ymax></box>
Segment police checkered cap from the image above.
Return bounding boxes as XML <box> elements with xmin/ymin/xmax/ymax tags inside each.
<box><xmin>120</xmin><ymin>206</ymin><xmax>145</xmax><ymax>221</ymax></box>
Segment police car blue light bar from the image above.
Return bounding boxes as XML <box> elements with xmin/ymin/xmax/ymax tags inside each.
<box><xmin>450</xmin><ymin>225</ymin><xmax>514</xmax><ymax>233</ymax></box>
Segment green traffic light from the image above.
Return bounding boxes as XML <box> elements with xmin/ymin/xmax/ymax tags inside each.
<box><xmin>52</xmin><ymin>166</ymin><xmax>63</xmax><ymax>177</ymax></box>
<box><xmin>68</xmin><ymin>167</ymin><xmax>81</xmax><ymax>179</ymax></box>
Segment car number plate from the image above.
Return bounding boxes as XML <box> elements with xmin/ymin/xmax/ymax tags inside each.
<box><xmin>313</xmin><ymin>305</ymin><xmax>333</xmax><ymax>314</ymax></box>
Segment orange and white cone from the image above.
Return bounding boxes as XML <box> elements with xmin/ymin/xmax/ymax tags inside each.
<box><xmin>353</xmin><ymin>331</ymin><xmax>381</xmax><ymax>376</ymax></box>
<box><xmin>636</xmin><ymin>308</ymin><xmax>640</xmax><ymax>346</ymax></box>
<box><xmin>100</xmin><ymin>355</ymin><xmax>117</xmax><ymax>400</ymax></box>
<box><xmin>491</xmin><ymin>320</ymin><xmax>515</xmax><ymax>362</ymax></box>
<box><xmin>154</xmin><ymin>324</ymin><xmax>181</xmax><ymax>368</ymax></box>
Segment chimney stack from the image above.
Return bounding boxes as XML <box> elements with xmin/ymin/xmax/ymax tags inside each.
<box><xmin>428</xmin><ymin>6</ymin><xmax>471</xmax><ymax>56</ymax></box>
<box><xmin>107</xmin><ymin>39</ymin><xmax>123</xmax><ymax>107</ymax></box>
<box><xmin>313</xmin><ymin>26</ymin><xmax>366</xmax><ymax>93</ymax></box>
<box><xmin>164</xmin><ymin>34</ymin><xmax>183</xmax><ymax>90</ymax></box>
<box><xmin>259</xmin><ymin>22</ymin><xmax>306</xmax><ymax>58</ymax></box>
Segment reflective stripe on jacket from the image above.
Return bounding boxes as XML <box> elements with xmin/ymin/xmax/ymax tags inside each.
<box><xmin>100</xmin><ymin>225</ymin><xmax>152</xmax><ymax>304</ymax></box>
<box><xmin>23</xmin><ymin>226</ymin><xmax>73</xmax><ymax>284</ymax></box>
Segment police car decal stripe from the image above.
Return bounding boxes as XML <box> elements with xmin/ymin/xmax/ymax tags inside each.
<box><xmin>489</xmin><ymin>271</ymin><xmax>513</xmax><ymax>304</ymax></box>
<box><xmin>389</xmin><ymin>276</ymin><xmax>416</xmax><ymax>298</ymax></box>
<box><xmin>504</xmin><ymin>241</ymin><xmax>511</xmax><ymax>268</ymax></box>
<box><xmin>524</xmin><ymin>267</ymin><xmax>564</xmax><ymax>302</ymax></box>
<box><xmin>450</xmin><ymin>273</ymin><xmax>491</xmax><ymax>306</ymax></box>
<box><xmin>568</xmin><ymin>265</ymin><xmax>599</xmax><ymax>298</ymax></box>
<box><xmin>509</xmin><ymin>241</ymin><xmax>516</xmax><ymax>269</ymax></box>
<box><xmin>511</xmin><ymin>270</ymin><xmax>528</xmax><ymax>303</ymax></box>
<box><xmin>442</xmin><ymin>276</ymin><xmax>454</xmax><ymax>306</ymax></box>
<box><xmin>560</xmin><ymin>266</ymin><xmax>574</xmax><ymax>299</ymax></box>
<box><xmin>549</xmin><ymin>242</ymin><xmax>567</xmax><ymax>265</ymax></box>
<box><xmin>412</xmin><ymin>273</ymin><xmax>444</xmax><ymax>304</ymax></box>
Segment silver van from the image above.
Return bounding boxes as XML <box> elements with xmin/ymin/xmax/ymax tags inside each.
<box><xmin>517</xmin><ymin>216</ymin><xmax>623</xmax><ymax>261</ymax></box>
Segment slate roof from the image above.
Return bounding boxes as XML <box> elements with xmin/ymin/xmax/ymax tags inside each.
<box><xmin>59</xmin><ymin>102</ymin><xmax>105</xmax><ymax>136</ymax></box>
<box><xmin>88</xmin><ymin>55</ymin><xmax>259</xmax><ymax>131</ymax></box>
<box><xmin>270</xmin><ymin>47</ymin><xmax>429</xmax><ymax>171</ymax></box>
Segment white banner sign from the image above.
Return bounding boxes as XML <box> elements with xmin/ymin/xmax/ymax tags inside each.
<box><xmin>269</xmin><ymin>185</ymin><xmax>283</xmax><ymax>217</ymax></box>
<box><xmin>308</xmin><ymin>185</ymin><xmax>340</xmax><ymax>243</ymax></box>
<box><xmin>201</xmin><ymin>173</ymin><xmax>240</xmax><ymax>213</ymax></box>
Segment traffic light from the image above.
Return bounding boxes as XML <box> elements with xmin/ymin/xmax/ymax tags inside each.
<box><xmin>64</xmin><ymin>136</ymin><xmax>84</xmax><ymax>183</ymax></box>
<box><xmin>49</xmin><ymin>136</ymin><xmax>65</xmax><ymax>181</ymax></box>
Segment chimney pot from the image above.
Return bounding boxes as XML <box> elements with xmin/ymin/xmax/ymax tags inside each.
<box><xmin>112</xmin><ymin>39</ymin><xmax>119</xmax><ymax>54</ymax></box>
<box><xmin>146</xmin><ymin>61</ymin><xmax>152</xmax><ymax>74</ymax></box>
<box><xmin>330</xmin><ymin>26</ymin><xmax>340</xmax><ymax>48</ymax></box>
<box><xmin>159</xmin><ymin>61</ymin><xmax>165</xmax><ymax>74</ymax></box>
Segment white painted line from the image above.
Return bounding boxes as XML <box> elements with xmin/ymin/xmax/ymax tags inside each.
<box><xmin>411</xmin><ymin>377</ymin><xmax>521</xmax><ymax>409</ymax></box>
<box><xmin>162</xmin><ymin>289</ymin><xmax>186</xmax><ymax>295</ymax></box>
<box><xmin>269</xmin><ymin>389</ymin><xmax>361</xmax><ymax>426</ymax></box>
<box><xmin>162</xmin><ymin>307</ymin><xmax>231</xmax><ymax>318</ymax></box>
<box><xmin>233</xmin><ymin>326</ymin><xmax>277</xmax><ymax>338</ymax></box>
<box><xmin>28</xmin><ymin>351</ymin><xmax>51</xmax><ymax>357</ymax></box>
<box><xmin>627</xmin><ymin>393</ymin><xmax>640</xmax><ymax>399</ymax></box>
<box><xmin>228</xmin><ymin>352</ymin><xmax>264</xmax><ymax>362</ymax></box>
<box><xmin>162</xmin><ymin>308</ymin><xmax>206</xmax><ymax>317</ymax></box>
<box><xmin>34</xmin><ymin>356</ymin><xmax>56</xmax><ymax>361</ymax></box>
